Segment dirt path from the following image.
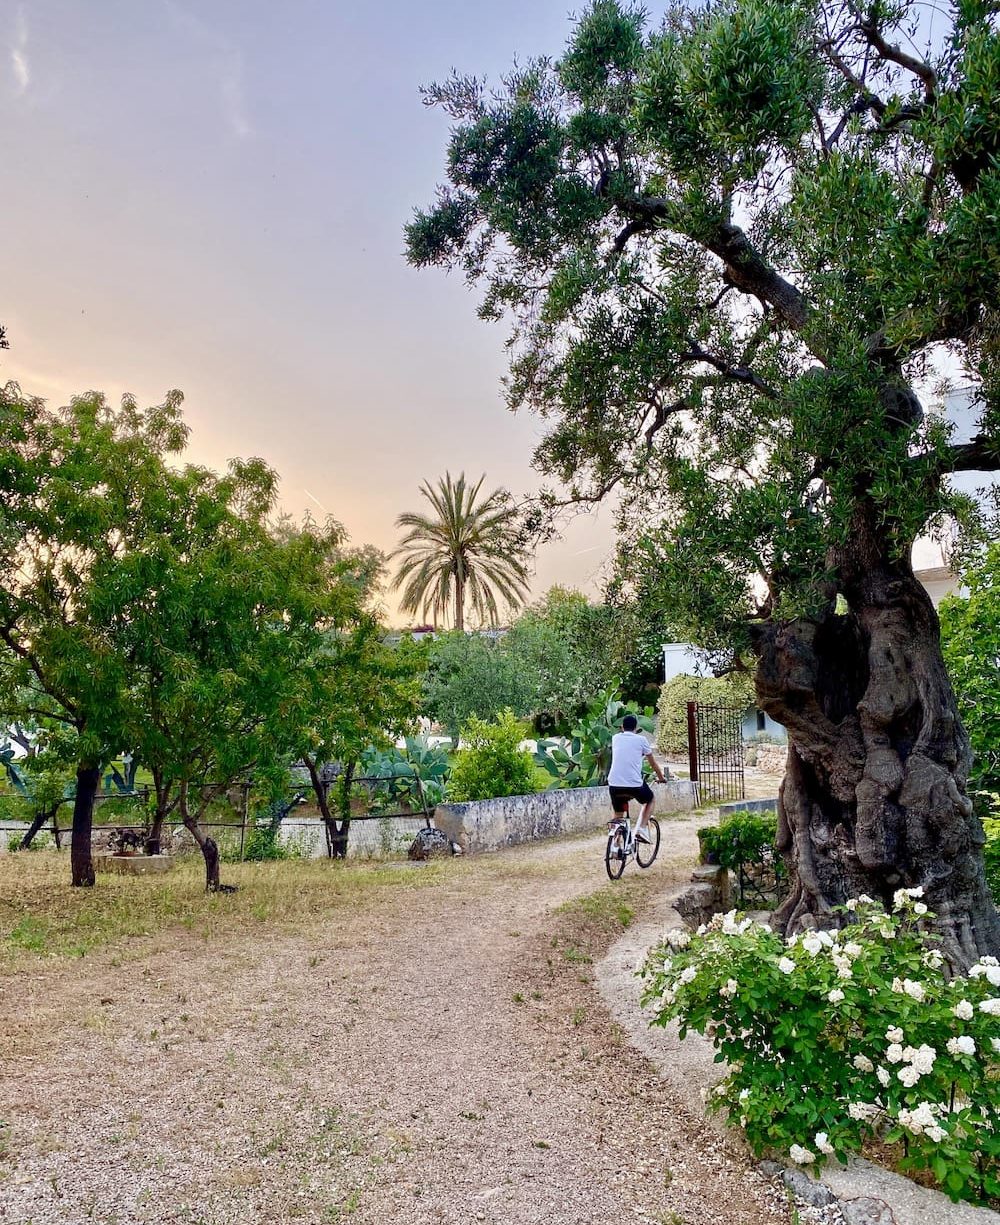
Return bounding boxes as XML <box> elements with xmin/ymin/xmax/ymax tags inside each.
<box><xmin>0</xmin><ymin>819</ymin><xmax>789</xmax><ymax>1225</ymax></box>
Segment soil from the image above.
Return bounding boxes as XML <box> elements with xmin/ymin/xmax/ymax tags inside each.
<box><xmin>0</xmin><ymin>813</ymin><xmax>792</xmax><ymax>1225</ymax></box>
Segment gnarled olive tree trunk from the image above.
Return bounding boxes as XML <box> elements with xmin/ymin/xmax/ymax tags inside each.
<box><xmin>755</xmin><ymin>511</ymin><xmax>1000</xmax><ymax>969</ymax></box>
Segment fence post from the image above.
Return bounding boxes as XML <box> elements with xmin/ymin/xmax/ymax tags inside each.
<box><xmin>686</xmin><ymin>701</ymin><xmax>699</xmax><ymax>784</ymax></box>
<box><xmin>239</xmin><ymin>781</ymin><xmax>250</xmax><ymax>861</ymax></box>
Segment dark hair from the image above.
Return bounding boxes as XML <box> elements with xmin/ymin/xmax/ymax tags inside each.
<box><xmin>622</xmin><ymin>714</ymin><xmax>638</xmax><ymax>731</ymax></box>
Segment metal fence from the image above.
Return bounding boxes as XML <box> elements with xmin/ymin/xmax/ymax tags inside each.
<box><xmin>686</xmin><ymin>702</ymin><xmax>746</xmax><ymax>806</ymax></box>
<box><xmin>2</xmin><ymin>773</ymin><xmax>435</xmax><ymax>862</ymax></box>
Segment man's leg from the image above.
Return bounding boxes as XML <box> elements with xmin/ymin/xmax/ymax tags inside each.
<box><xmin>636</xmin><ymin>786</ymin><xmax>655</xmax><ymax>840</ymax></box>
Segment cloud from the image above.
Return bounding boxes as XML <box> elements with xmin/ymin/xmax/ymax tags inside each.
<box><xmin>10</xmin><ymin>5</ymin><xmax>30</xmax><ymax>96</ymax></box>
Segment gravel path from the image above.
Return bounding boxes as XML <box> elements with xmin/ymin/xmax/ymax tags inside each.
<box><xmin>0</xmin><ymin>820</ymin><xmax>791</xmax><ymax>1225</ymax></box>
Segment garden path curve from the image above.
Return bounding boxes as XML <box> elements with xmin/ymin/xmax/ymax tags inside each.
<box><xmin>0</xmin><ymin>819</ymin><xmax>791</xmax><ymax>1225</ymax></box>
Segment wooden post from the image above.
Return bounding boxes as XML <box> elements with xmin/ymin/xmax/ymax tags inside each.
<box><xmin>238</xmin><ymin>781</ymin><xmax>250</xmax><ymax>861</ymax></box>
<box><xmin>686</xmin><ymin>701</ymin><xmax>699</xmax><ymax>784</ymax></box>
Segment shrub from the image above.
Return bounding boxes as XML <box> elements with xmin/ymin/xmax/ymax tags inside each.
<box><xmin>984</xmin><ymin>816</ymin><xmax>1000</xmax><ymax>907</ymax></box>
<box><xmin>6</xmin><ymin>830</ymin><xmax>53</xmax><ymax>853</ymax></box>
<box><xmin>656</xmin><ymin>673</ymin><xmax>755</xmax><ymax>754</ymax></box>
<box><xmin>698</xmin><ymin>810</ymin><xmax>786</xmax><ymax>905</ymax></box>
<box><xmin>642</xmin><ymin>892</ymin><xmax>1000</xmax><ymax>1204</ymax></box>
<box><xmin>448</xmin><ymin>711</ymin><xmax>538</xmax><ymax>802</ymax></box>
<box><xmin>238</xmin><ymin>826</ymin><xmax>305</xmax><ymax>862</ymax></box>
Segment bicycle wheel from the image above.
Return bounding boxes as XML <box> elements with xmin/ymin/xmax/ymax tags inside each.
<box><xmin>605</xmin><ymin>828</ymin><xmax>626</xmax><ymax>880</ymax></box>
<box><xmin>635</xmin><ymin>818</ymin><xmax>660</xmax><ymax>868</ymax></box>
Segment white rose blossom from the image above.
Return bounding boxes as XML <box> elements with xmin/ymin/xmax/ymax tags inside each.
<box><xmin>720</xmin><ymin>978</ymin><xmax>738</xmax><ymax>999</ymax></box>
<box><xmin>886</xmin><ymin>1026</ymin><xmax>904</xmax><ymax>1043</ymax></box>
<box><xmin>679</xmin><ymin>966</ymin><xmax>698</xmax><ymax>985</ymax></box>
<box><xmin>886</xmin><ymin>1043</ymin><xmax>904</xmax><ymax>1064</ymax></box>
<box><xmin>853</xmin><ymin>1055</ymin><xmax>874</xmax><ymax>1073</ymax></box>
<box><xmin>978</xmin><ymin>998</ymin><xmax>1000</xmax><ymax>1016</ymax></box>
<box><xmin>952</xmin><ymin>1000</ymin><xmax>974</xmax><ymax>1021</ymax></box>
<box><xmin>844</xmin><ymin>942</ymin><xmax>863</xmax><ymax>958</ymax></box>
<box><xmin>898</xmin><ymin>1065</ymin><xmax>921</xmax><ymax>1087</ymax></box>
<box><xmin>814</xmin><ymin>1132</ymin><xmax>834</xmax><ymax>1155</ymax></box>
<box><xmin>778</xmin><ymin>957</ymin><xmax>795</xmax><ymax>975</ymax></box>
<box><xmin>903</xmin><ymin>979</ymin><xmax>925</xmax><ymax>1001</ymax></box>
<box><xmin>876</xmin><ymin>1066</ymin><xmax>891</xmax><ymax>1087</ymax></box>
<box><xmin>789</xmin><ymin>1144</ymin><xmax>815</xmax><ymax>1165</ymax></box>
<box><xmin>828</xmin><ymin>988</ymin><xmax>845</xmax><ymax>1003</ymax></box>
<box><xmin>946</xmin><ymin>1036</ymin><xmax>976</xmax><ymax>1057</ymax></box>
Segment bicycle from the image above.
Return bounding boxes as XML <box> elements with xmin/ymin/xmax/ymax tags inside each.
<box><xmin>605</xmin><ymin>801</ymin><xmax>660</xmax><ymax>880</ymax></box>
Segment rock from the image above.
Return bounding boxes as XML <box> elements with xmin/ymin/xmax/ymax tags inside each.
<box><xmin>408</xmin><ymin>827</ymin><xmax>454</xmax><ymax>860</ymax></box>
<box><xmin>839</xmin><ymin>1197</ymin><xmax>895</xmax><ymax>1225</ymax></box>
<box><xmin>759</xmin><ymin>1161</ymin><xmax>784</xmax><ymax>1178</ymax></box>
<box><xmin>674</xmin><ymin>864</ymin><xmax>732</xmax><ymax>927</ymax></box>
<box><xmin>781</xmin><ymin>1168</ymin><xmax>838</xmax><ymax>1208</ymax></box>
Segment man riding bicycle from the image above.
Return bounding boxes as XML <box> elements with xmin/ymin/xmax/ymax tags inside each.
<box><xmin>608</xmin><ymin>714</ymin><xmax>666</xmax><ymax>842</ymax></box>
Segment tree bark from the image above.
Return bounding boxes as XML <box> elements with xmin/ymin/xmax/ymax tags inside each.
<box><xmin>455</xmin><ymin>568</ymin><xmax>465</xmax><ymax>632</ymax></box>
<box><xmin>304</xmin><ymin>754</ymin><xmax>352</xmax><ymax>859</ymax></box>
<box><xmin>754</xmin><ymin>514</ymin><xmax>1000</xmax><ymax>968</ymax></box>
<box><xmin>70</xmin><ymin>764</ymin><xmax>100</xmax><ymax>887</ymax></box>
<box><xmin>16</xmin><ymin>804</ymin><xmax>58</xmax><ymax>850</ymax></box>
<box><xmin>179</xmin><ymin>782</ymin><xmax>221</xmax><ymax>890</ymax></box>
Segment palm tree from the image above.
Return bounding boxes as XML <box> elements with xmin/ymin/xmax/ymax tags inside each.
<box><xmin>391</xmin><ymin>473</ymin><xmax>531</xmax><ymax>631</ymax></box>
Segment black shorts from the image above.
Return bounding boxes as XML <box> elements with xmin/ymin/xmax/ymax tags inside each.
<box><xmin>609</xmin><ymin>783</ymin><xmax>654</xmax><ymax>813</ymax></box>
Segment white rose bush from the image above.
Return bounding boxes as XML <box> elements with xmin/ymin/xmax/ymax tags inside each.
<box><xmin>642</xmin><ymin>893</ymin><xmax>999</xmax><ymax>1204</ymax></box>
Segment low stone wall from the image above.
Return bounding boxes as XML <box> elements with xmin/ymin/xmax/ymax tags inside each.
<box><xmin>434</xmin><ymin>780</ymin><xmax>697</xmax><ymax>854</ymax></box>
<box><xmin>0</xmin><ymin>820</ymin><xmax>34</xmax><ymax>852</ymax></box>
<box><xmin>717</xmin><ymin>797</ymin><xmax>778</xmax><ymax>818</ymax></box>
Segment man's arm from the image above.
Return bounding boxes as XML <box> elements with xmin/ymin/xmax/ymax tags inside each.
<box><xmin>645</xmin><ymin>750</ymin><xmax>666</xmax><ymax>784</ymax></box>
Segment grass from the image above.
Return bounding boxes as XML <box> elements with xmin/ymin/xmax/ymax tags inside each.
<box><xmin>0</xmin><ymin>851</ymin><xmax>455</xmax><ymax>970</ymax></box>
<box><xmin>0</xmin><ymin>833</ymin><xmax>577</xmax><ymax>972</ymax></box>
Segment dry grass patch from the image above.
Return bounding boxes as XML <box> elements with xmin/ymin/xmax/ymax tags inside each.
<box><xmin>0</xmin><ymin>851</ymin><xmax>457</xmax><ymax>971</ymax></box>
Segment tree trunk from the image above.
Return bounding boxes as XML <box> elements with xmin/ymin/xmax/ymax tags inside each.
<box><xmin>179</xmin><ymin>782</ymin><xmax>221</xmax><ymax>890</ymax></box>
<box><xmin>304</xmin><ymin>754</ymin><xmax>350</xmax><ymax>859</ymax></box>
<box><xmin>755</xmin><ymin>519</ymin><xmax>1000</xmax><ymax>969</ymax></box>
<box><xmin>70</xmin><ymin>763</ymin><xmax>100</xmax><ymax>887</ymax></box>
<box><xmin>146</xmin><ymin>771</ymin><xmax>174</xmax><ymax>855</ymax></box>
<box><xmin>16</xmin><ymin>804</ymin><xmax>57</xmax><ymax>850</ymax></box>
<box><xmin>455</xmin><ymin>568</ymin><xmax>465</xmax><ymax>632</ymax></box>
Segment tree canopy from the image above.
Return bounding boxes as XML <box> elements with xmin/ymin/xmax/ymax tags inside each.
<box><xmin>408</xmin><ymin>0</ymin><xmax>1000</xmax><ymax>962</ymax></box>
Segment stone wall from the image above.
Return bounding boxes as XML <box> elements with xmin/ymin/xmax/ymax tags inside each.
<box><xmin>434</xmin><ymin>780</ymin><xmax>698</xmax><ymax>854</ymax></box>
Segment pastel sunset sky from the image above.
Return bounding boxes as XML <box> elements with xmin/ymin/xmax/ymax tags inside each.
<box><xmin>1</xmin><ymin>0</ymin><xmax>617</xmax><ymax>621</ymax></box>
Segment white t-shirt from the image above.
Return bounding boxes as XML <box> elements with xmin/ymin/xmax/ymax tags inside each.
<box><xmin>608</xmin><ymin>731</ymin><xmax>653</xmax><ymax>787</ymax></box>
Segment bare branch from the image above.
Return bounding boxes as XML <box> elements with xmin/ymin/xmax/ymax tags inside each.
<box><xmin>679</xmin><ymin>341</ymin><xmax>779</xmax><ymax>399</ymax></box>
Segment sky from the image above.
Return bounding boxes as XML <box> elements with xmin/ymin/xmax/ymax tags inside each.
<box><xmin>0</xmin><ymin>0</ymin><xmax>617</xmax><ymax>622</ymax></box>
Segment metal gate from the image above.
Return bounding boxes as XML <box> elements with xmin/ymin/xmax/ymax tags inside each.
<box><xmin>686</xmin><ymin>702</ymin><xmax>745</xmax><ymax>805</ymax></box>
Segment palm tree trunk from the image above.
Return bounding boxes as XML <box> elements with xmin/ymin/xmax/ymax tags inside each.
<box><xmin>455</xmin><ymin>567</ymin><xmax>465</xmax><ymax>631</ymax></box>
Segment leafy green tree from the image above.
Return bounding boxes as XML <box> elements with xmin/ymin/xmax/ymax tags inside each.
<box><xmin>407</xmin><ymin>0</ymin><xmax>1000</xmax><ymax>962</ymax></box>
<box><xmin>504</xmin><ymin>586</ymin><xmax>614</xmax><ymax>729</ymax></box>
<box><xmin>277</xmin><ymin>562</ymin><xmax>426</xmax><ymax>857</ymax></box>
<box><xmin>0</xmin><ymin>385</ymin><xmax>188</xmax><ymax>885</ymax></box>
<box><xmin>941</xmin><ymin>543</ymin><xmax>1000</xmax><ymax>791</ymax></box>
<box><xmin>391</xmin><ymin>472</ymin><xmax>530</xmax><ymax>631</ymax></box>
<box><xmin>422</xmin><ymin>630</ymin><xmax>532</xmax><ymax>741</ymax></box>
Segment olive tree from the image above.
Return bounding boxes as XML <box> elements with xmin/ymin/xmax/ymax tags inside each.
<box><xmin>408</xmin><ymin>0</ymin><xmax>1000</xmax><ymax>962</ymax></box>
